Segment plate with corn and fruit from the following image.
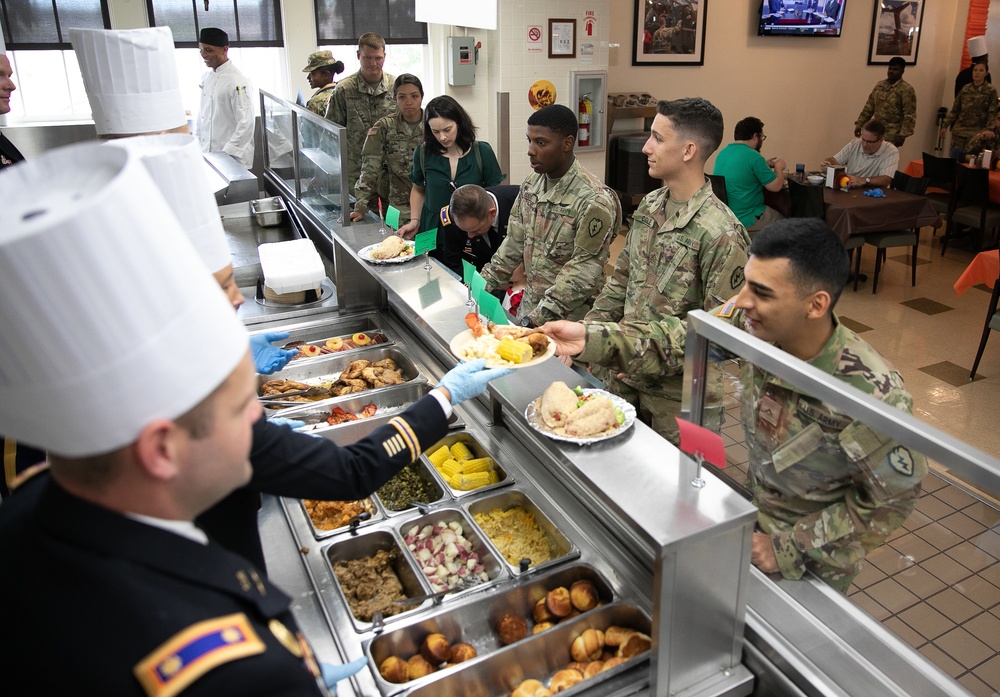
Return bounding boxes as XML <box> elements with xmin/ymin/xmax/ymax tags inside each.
<box><xmin>449</xmin><ymin>313</ymin><xmax>556</xmax><ymax>369</ymax></box>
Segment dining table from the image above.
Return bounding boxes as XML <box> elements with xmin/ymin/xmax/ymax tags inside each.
<box><xmin>955</xmin><ymin>249</ymin><xmax>1000</xmax><ymax>295</ymax></box>
<box><xmin>904</xmin><ymin>158</ymin><xmax>1000</xmax><ymax>204</ymax></box>
<box><xmin>820</xmin><ymin>185</ymin><xmax>940</xmax><ymax>244</ymax></box>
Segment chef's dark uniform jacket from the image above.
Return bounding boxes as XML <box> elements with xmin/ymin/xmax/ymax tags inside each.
<box><xmin>456</xmin><ymin>184</ymin><xmax>521</xmax><ymax>272</ymax></box>
<box><xmin>0</xmin><ymin>132</ymin><xmax>24</xmax><ymax>168</ymax></box>
<box><xmin>197</xmin><ymin>392</ymin><xmax>450</xmax><ymax>569</ymax></box>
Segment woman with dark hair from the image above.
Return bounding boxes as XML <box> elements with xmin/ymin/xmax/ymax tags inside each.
<box><xmin>399</xmin><ymin>95</ymin><xmax>505</xmax><ymax>272</ymax></box>
<box><xmin>350</xmin><ymin>73</ymin><xmax>425</xmax><ymax>222</ymax></box>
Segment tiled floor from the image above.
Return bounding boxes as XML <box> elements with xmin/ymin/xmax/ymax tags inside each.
<box><xmin>711</xmin><ymin>229</ymin><xmax>1000</xmax><ymax>695</ymax></box>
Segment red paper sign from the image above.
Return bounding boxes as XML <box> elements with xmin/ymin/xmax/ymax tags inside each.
<box><xmin>675</xmin><ymin>417</ymin><xmax>727</xmax><ymax>469</ymax></box>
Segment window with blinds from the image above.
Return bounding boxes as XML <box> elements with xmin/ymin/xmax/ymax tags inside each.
<box><xmin>315</xmin><ymin>0</ymin><xmax>426</xmax><ymax>45</ymax></box>
<box><xmin>1</xmin><ymin>0</ymin><xmax>110</xmax><ymax>49</ymax></box>
<box><xmin>146</xmin><ymin>0</ymin><xmax>283</xmax><ymax>47</ymax></box>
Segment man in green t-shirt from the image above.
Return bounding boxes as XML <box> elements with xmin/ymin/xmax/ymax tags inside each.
<box><xmin>713</xmin><ymin>116</ymin><xmax>786</xmax><ymax>234</ymax></box>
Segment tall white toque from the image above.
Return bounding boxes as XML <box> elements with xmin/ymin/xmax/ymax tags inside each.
<box><xmin>0</xmin><ymin>141</ymin><xmax>247</xmax><ymax>457</ymax></box>
<box><xmin>71</xmin><ymin>26</ymin><xmax>187</xmax><ymax>137</ymax></box>
<box><xmin>107</xmin><ymin>134</ymin><xmax>232</xmax><ymax>273</ymax></box>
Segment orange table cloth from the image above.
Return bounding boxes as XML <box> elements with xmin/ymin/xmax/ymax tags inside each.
<box><xmin>955</xmin><ymin>250</ymin><xmax>1000</xmax><ymax>295</ymax></box>
<box><xmin>905</xmin><ymin>159</ymin><xmax>1000</xmax><ymax>204</ymax></box>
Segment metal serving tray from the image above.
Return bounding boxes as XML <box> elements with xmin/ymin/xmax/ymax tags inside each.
<box><xmin>465</xmin><ymin>489</ymin><xmax>579</xmax><ymax>574</ymax></box>
<box><xmin>298</xmin><ymin>497</ymin><xmax>382</xmax><ymax>540</ymax></box>
<box><xmin>258</xmin><ymin>347</ymin><xmax>424</xmax><ymax>412</ymax></box>
<box><xmin>375</xmin><ymin>459</ymin><xmax>451</xmax><ymax>516</ymax></box>
<box><xmin>422</xmin><ymin>432</ymin><xmax>512</xmax><ymax>498</ymax></box>
<box><xmin>397</xmin><ymin>507</ymin><xmax>507</xmax><ymax>600</ymax></box>
<box><xmin>325</xmin><ymin>528</ymin><xmax>432</xmax><ymax>633</ymax></box>
<box><xmin>249</xmin><ymin>196</ymin><xmax>286</xmax><ymax>226</ymax></box>
<box><xmin>270</xmin><ymin>316</ymin><xmax>393</xmax><ymax>365</ymax></box>
<box><xmin>401</xmin><ymin>603</ymin><xmax>652</xmax><ymax>697</ymax></box>
<box><xmin>275</xmin><ymin>382</ymin><xmax>439</xmax><ymax>434</ymax></box>
<box><xmin>366</xmin><ymin>563</ymin><xmax>615</xmax><ymax>692</ymax></box>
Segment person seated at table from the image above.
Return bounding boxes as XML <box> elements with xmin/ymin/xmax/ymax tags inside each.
<box><xmin>941</xmin><ymin>62</ymin><xmax>998</xmax><ymax>160</ymax></box>
<box><xmin>821</xmin><ymin>119</ymin><xmax>897</xmax><ymax>189</ymax></box>
<box><xmin>966</xmin><ymin>111</ymin><xmax>1000</xmax><ymax>155</ymax></box>
<box><xmin>713</xmin><ymin>116</ymin><xmax>786</xmax><ymax>234</ymax></box>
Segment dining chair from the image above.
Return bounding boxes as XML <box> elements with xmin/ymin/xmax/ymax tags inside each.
<box><xmin>921</xmin><ymin>151</ymin><xmax>956</xmax><ymax>217</ymax></box>
<box><xmin>862</xmin><ymin>172</ymin><xmax>930</xmax><ymax>293</ymax></box>
<box><xmin>970</xmin><ymin>278</ymin><xmax>1000</xmax><ymax>379</ymax></box>
<box><xmin>941</xmin><ymin>166</ymin><xmax>1000</xmax><ymax>256</ymax></box>
<box><xmin>788</xmin><ymin>179</ymin><xmax>862</xmax><ymax>291</ymax></box>
<box><xmin>707</xmin><ymin>174</ymin><xmax>728</xmax><ymax>205</ymax></box>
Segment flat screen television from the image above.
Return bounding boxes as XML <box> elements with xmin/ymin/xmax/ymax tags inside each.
<box><xmin>759</xmin><ymin>0</ymin><xmax>847</xmax><ymax>37</ymax></box>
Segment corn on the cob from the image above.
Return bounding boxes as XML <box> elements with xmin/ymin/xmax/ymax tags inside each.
<box><xmin>453</xmin><ymin>472</ymin><xmax>491</xmax><ymax>491</ymax></box>
<box><xmin>460</xmin><ymin>457</ymin><xmax>493</xmax><ymax>474</ymax></box>
<box><xmin>428</xmin><ymin>445</ymin><xmax>450</xmax><ymax>466</ymax></box>
<box><xmin>486</xmin><ymin>470</ymin><xmax>500</xmax><ymax>484</ymax></box>
<box><xmin>449</xmin><ymin>442</ymin><xmax>474</xmax><ymax>461</ymax></box>
<box><xmin>496</xmin><ymin>337</ymin><xmax>532</xmax><ymax>364</ymax></box>
<box><xmin>438</xmin><ymin>458</ymin><xmax>463</xmax><ymax>479</ymax></box>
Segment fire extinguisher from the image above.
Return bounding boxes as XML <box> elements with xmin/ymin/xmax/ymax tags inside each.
<box><xmin>578</xmin><ymin>94</ymin><xmax>592</xmax><ymax>147</ymax></box>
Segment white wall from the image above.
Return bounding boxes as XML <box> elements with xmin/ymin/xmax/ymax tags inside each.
<box><xmin>607</xmin><ymin>0</ymin><xmax>970</xmax><ymax>171</ymax></box>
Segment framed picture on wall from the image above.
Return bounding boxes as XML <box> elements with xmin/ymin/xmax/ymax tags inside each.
<box><xmin>867</xmin><ymin>0</ymin><xmax>925</xmax><ymax>65</ymax></box>
<box><xmin>633</xmin><ymin>0</ymin><xmax>707</xmax><ymax>65</ymax></box>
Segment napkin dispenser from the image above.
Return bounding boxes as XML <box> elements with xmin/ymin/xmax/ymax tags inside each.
<box><xmin>825</xmin><ymin>165</ymin><xmax>848</xmax><ymax>190</ymax></box>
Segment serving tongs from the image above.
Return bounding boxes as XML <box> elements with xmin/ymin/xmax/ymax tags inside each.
<box><xmin>258</xmin><ymin>386</ymin><xmax>333</xmax><ymax>404</ymax></box>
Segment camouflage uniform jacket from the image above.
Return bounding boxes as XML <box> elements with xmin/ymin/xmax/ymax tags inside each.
<box><xmin>353</xmin><ymin>111</ymin><xmax>423</xmax><ymax>219</ymax></box>
<box><xmin>718</xmin><ymin>306</ymin><xmax>927</xmax><ymax>590</ymax></box>
<box><xmin>944</xmin><ymin>82</ymin><xmax>1000</xmax><ymax>140</ymax></box>
<box><xmin>854</xmin><ymin>78</ymin><xmax>916</xmax><ymax>142</ymax></box>
<box><xmin>966</xmin><ymin>124</ymin><xmax>1000</xmax><ymax>155</ymax></box>
<box><xmin>324</xmin><ymin>71</ymin><xmax>397</xmax><ymax>199</ymax></box>
<box><xmin>579</xmin><ymin>179</ymin><xmax>750</xmax><ymax>398</ymax></box>
<box><xmin>480</xmin><ymin>159</ymin><xmax>621</xmax><ymax>325</ymax></box>
<box><xmin>305</xmin><ymin>84</ymin><xmax>335</xmax><ymax>117</ymax></box>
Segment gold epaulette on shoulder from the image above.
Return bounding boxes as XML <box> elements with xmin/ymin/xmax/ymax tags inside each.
<box><xmin>134</xmin><ymin>613</ymin><xmax>265</xmax><ymax>697</ymax></box>
<box><xmin>439</xmin><ymin>205</ymin><xmax>452</xmax><ymax>226</ymax></box>
<box><xmin>385</xmin><ymin>416</ymin><xmax>420</xmax><ymax>462</ymax></box>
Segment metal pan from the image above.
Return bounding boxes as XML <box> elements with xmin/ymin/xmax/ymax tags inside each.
<box><xmin>465</xmin><ymin>489</ymin><xmax>579</xmax><ymax>574</ymax></box>
<box><xmin>298</xmin><ymin>497</ymin><xmax>382</xmax><ymax>540</ymax></box>
<box><xmin>374</xmin><ymin>458</ymin><xmax>451</xmax><ymax>515</ymax></box>
<box><xmin>422</xmin><ymin>432</ymin><xmax>512</xmax><ymax>498</ymax></box>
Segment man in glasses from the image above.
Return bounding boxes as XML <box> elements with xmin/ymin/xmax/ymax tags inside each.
<box><xmin>713</xmin><ymin>116</ymin><xmax>787</xmax><ymax>234</ymax></box>
<box><xmin>821</xmin><ymin>119</ymin><xmax>898</xmax><ymax>189</ymax></box>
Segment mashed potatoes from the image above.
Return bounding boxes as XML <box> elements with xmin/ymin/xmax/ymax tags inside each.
<box><xmin>457</xmin><ymin>333</ymin><xmax>518</xmax><ymax>368</ymax></box>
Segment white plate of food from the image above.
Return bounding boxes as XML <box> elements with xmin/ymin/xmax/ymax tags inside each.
<box><xmin>525</xmin><ymin>381</ymin><xmax>636</xmax><ymax>444</ymax></box>
<box><xmin>449</xmin><ymin>314</ymin><xmax>556</xmax><ymax>369</ymax></box>
<box><xmin>357</xmin><ymin>237</ymin><xmax>416</xmax><ymax>264</ymax></box>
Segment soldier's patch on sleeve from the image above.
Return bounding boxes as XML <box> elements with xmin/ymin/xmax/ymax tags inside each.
<box><xmin>730</xmin><ymin>267</ymin><xmax>745</xmax><ymax>291</ymax></box>
<box><xmin>134</xmin><ymin>614</ymin><xmax>265</xmax><ymax>697</ymax></box>
<box><xmin>439</xmin><ymin>205</ymin><xmax>452</xmax><ymax>227</ymax></box>
<box><xmin>574</xmin><ymin>201</ymin><xmax>615</xmax><ymax>254</ymax></box>
<box><xmin>887</xmin><ymin>446</ymin><xmax>915</xmax><ymax>476</ymax></box>
<box><xmin>717</xmin><ymin>296</ymin><xmax>738</xmax><ymax>318</ymax></box>
<box><xmin>366</xmin><ymin>126</ymin><xmax>379</xmax><ymax>136</ymax></box>
<box><xmin>840</xmin><ymin>422</ymin><xmax>926</xmax><ymax>497</ymax></box>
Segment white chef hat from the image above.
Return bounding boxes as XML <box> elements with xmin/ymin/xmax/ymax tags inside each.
<box><xmin>969</xmin><ymin>36</ymin><xmax>988</xmax><ymax>58</ymax></box>
<box><xmin>107</xmin><ymin>134</ymin><xmax>232</xmax><ymax>273</ymax></box>
<box><xmin>0</xmin><ymin>141</ymin><xmax>248</xmax><ymax>458</ymax></box>
<box><xmin>70</xmin><ymin>26</ymin><xmax>187</xmax><ymax>137</ymax></box>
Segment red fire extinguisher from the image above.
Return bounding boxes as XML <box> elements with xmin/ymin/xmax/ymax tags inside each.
<box><xmin>578</xmin><ymin>94</ymin><xmax>592</xmax><ymax>147</ymax></box>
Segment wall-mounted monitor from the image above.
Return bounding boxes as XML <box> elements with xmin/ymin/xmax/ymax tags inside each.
<box><xmin>759</xmin><ymin>0</ymin><xmax>847</xmax><ymax>37</ymax></box>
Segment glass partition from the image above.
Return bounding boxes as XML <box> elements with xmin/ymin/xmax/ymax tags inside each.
<box><xmin>259</xmin><ymin>90</ymin><xmax>349</xmax><ymax>228</ymax></box>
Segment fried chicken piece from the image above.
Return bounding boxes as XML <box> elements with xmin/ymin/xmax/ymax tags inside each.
<box><xmin>341</xmin><ymin>359</ymin><xmax>371</xmax><ymax>380</ymax></box>
<box><xmin>539</xmin><ymin>381</ymin><xmax>579</xmax><ymax>428</ymax></box>
<box><xmin>260</xmin><ymin>379</ymin><xmax>311</xmax><ymax>396</ymax></box>
<box><xmin>564</xmin><ymin>396</ymin><xmax>617</xmax><ymax>437</ymax></box>
<box><xmin>372</xmin><ymin>358</ymin><xmax>397</xmax><ymax>370</ymax></box>
<box><xmin>488</xmin><ymin>322</ymin><xmax>533</xmax><ymax>340</ymax></box>
<box><xmin>524</xmin><ymin>333</ymin><xmax>550</xmax><ymax>357</ymax></box>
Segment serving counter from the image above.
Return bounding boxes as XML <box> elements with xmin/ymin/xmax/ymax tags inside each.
<box><xmin>243</xmin><ymin>91</ymin><xmax>979</xmax><ymax>697</ymax></box>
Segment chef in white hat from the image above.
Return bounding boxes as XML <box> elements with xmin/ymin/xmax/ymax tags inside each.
<box><xmin>0</xmin><ymin>140</ymin><xmax>512</xmax><ymax>694</ymax></box>
<box><xmin>70</xmin><ymin>26</ymin><xmax>189</xmax><ymax>138</ymax></box>
<box><xmin>956</xmin><ymin>35</ymin><xmax>991</xmax><ymax>96</ymax></box>
<box><xmin>197</xmin><ymin>27</ymin><xmax>255</xmax><ymax>169</ymax></box>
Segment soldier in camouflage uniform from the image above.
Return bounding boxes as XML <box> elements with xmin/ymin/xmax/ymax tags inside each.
<box><xmin>302</xmin><ymin>50</ymin><xmax>344</xmax><ymax>117</ymax></box>
<box><xmin>350</xmin><ymin>74</ymin><xmax>423</xmax><ymax>222</ymax></box>
<box><xmin>542</xmin><ymin>98</ymin><xmax>750</xmax><ymax>444</ymax></box>
<box><xmin>965</xmin><ymin>111</ymin><xmax>1000</xmax><ymax>155</ymax></box>
<box><xmin>854</xmin><ymin>56</ymin><xmax>916</xmax><ymax>147</ymax></box>
<box><xmin>480</xmin><ymin>105</ymin><xmax>621</xmax><ymax>327</ymax></box>
<box><xmin>714</xmin><ymin>218</ymin><xmax>927</xmax><ymax>592</ymax></box>
<box><xmin>324</xmin><ymin>32</ymin><xmax>397</xmax><ymax>207</ymax></box>
<box><xmin>942</xmin><ymin>62</ymin><xmax>998</xmax><ymax>157</ymax></box>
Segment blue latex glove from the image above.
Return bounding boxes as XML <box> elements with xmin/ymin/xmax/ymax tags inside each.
<box><xmin>250</xmin><ymin>332</ymin><xmax>298</xmax><ymax>374</ymax></box>
<box><xmin>320</xmin><ymin>657</ymin><xmax>367</xmax><ymax>693</ymax></box>
<box><xmin>268</xmin><ymin>417</ymin><xmax>305</xmax><ymax>429</ymax></box>
<box><xmin>863</xmin><ymin>188</ymin><xmax>887</xmax><ymax>198</ymax></box>
<box><xmin>438</xmin><ymin>358</ymin><xmax>514</xmax><ymax>405</ymax></box>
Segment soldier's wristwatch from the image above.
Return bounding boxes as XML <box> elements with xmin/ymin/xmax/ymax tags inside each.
<box><xmin>519</xmin><ymin>316</ymin><xmax>534</xmax><ymax>328</ymax></box>
<box><xmin>864</xmin><ymin>177</ymin><xmax>870</xmax><ymax>186</ymax></box>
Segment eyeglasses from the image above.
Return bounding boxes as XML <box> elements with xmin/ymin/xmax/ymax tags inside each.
<box><xmin>759</xmin><ymin>134</ymin><xmax>767</xmax><ymax>141</ymax></box>
<box><xmin>860</xmin><ymin>135</ymin><xmax>883</xmax><ymax>145</ymax></box>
